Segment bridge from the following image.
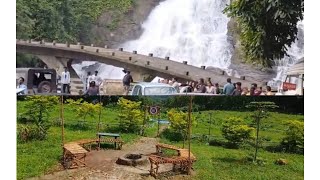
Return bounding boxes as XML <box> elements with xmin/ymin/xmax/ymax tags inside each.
<box><xmin>16</xmin><ymin>39</ymin><xmax>266</xmax><ymax>89</ymax></box>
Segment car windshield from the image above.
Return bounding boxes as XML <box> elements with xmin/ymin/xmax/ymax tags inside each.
<box><xmin>144</xmin><ymin>87</ymin><xmax>177</xmax><ymax>95</ymax></box>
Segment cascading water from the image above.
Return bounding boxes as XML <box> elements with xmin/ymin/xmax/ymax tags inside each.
<box><xmin>72</xmin><ymin>0</ymin><xmax>303</xmax><ymax>87</ymax></box>
<box><xmin>122</xmin><ymin>0</ymin><xmax>232</xmax><ymax>69</ymax></box>
<box><xmin>72</xmin><ymin>0</ymin><xmax>233</xmax><ymax>81</ymax></box>
<box><xmin>268</xmin><ymin>21</ymin><xmax>304</xmax><ymax>88</ymax></box>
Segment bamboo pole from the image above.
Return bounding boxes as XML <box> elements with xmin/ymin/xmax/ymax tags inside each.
<box><xmin>60</xmin><ymin>95</ymin><xmax>65</xmax><ymax>146</ymax></box>
<box><xmin>97</xmin><ymin>95</ymin><xmax>102</xmax><ymax>133</ymax></box>
<box><xmin>188</xmin><ymin>96</ymin><xmax>193</xmax><ymax>175</ymax></box>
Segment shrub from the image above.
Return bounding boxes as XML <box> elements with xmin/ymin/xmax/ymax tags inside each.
<box><xmin>221</xmin><ymin>117</ymin><xmax>254</xmax><ymax>148</ymax></box>
<box><xmin>167</xmin><ymin>108</ymin><xmax>196</xmax><ymax>147</ymax></box>
<box><xmin>117</xmin><ymin>97</ymin><xmax>144</xmax><ymax>133</ymax></box>
<box><xmin>17</xmin><ymin>96</ymin><xmax>59</xmax><ymax>142</ymax></box>
<box><xmin>160</xmin><ymin>128</ymin><xmax>184</xmax><ymax>142</ymax></box>
<box><xmin>66</xmin><ymin>98</ymin><xmax>102</xmax><ymax>122</ymax></box>
<box><xmin>281</xmin><ymin>120</ymin><xmax>304</xmax><ymax>154</ymax></box>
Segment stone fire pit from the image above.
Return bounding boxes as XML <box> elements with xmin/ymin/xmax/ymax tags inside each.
<box><xmin>116</xmin><ymin>153</ymin><xmax>148</xmax><ymax>166</ymax></box>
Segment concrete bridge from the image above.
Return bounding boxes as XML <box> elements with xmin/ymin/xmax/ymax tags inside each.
<box><xmin>16</xmin><ymin>39</ymin><xmax>266</xmax><ymax>88</ymax></box>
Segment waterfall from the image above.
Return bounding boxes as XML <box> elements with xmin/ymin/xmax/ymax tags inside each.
<box><xmin>268</xmin><ymin>21</ymin><xmax>304</xmax><ymax>88</ymax></box>
<box><xmin>72</xmin><ymin>0</ymin><xmax>303</xmax><ymax>87</ymax></box>
<box><xmin>122</xmin><ymin>0</ymin><xmax>232</xmax><ymax>69</ymax></box>
<box><xmin>72</xmin><ymin>0</ymin><xmax>233</xmax><ymax>81</ymax></box>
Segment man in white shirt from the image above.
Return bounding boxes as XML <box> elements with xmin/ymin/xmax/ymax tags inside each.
<box><xmin>17</xmin><ymin>77</ymin><xmax>28</xmax><ymax>95</ymax></box>
<box><xmin>61</xmin><ymin>67</ymin><xmax>71</xmax><ymax>94</ymax></box>
<box><xmin>171</xmin><ymin>77</ymin><xmax>180</xmax><ymax>92</ymax></box>
<box><xmin>91</xmin><ymin>70</ymin><xmax>102</xmax><ymax>89</ymax></box>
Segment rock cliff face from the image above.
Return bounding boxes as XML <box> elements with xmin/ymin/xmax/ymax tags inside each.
<box><xmin>226</xmin><ymin>18</ymin><xmax>276</xmax><ymax>83</ymax></box>
<box><xmin>90</xmin><ymin>0</ymin><xmax>162</xmax><ymax>48</ymax></box>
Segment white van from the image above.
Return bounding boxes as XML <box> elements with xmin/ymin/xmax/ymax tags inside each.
<box><xmin>276</xmin><ymin>58</ymin><xmax>304</xmax><ymax>95</ymax></box>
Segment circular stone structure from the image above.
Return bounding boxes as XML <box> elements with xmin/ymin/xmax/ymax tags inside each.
<box><xmin>116</xmin><ymin>153</ymin><xmax>148</xmax><ymax>166</ymax></box>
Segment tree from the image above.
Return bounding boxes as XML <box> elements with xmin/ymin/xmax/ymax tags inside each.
<box><xmin>246</xmin><ymin>101</ymin><xmax>278</xmax><ymax>162</ymax></box>
<box><xmin>117</xmin><ymin>97</ymin><xmax>144</xmax><ymax>133</ymax></box>
<box><xmin>224</xmin><ymin>0</ymin><xmax>304</xmax><ymax>67</ymax></box>
<box><xmin>167</xmin><ymin>108</ymin><xmax>196</xmax><ymax>147</ymax></box>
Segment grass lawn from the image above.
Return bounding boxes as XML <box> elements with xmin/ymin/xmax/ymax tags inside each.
<box><xmin>160</xmin><ymin>110</ymin><xmax>304</xmax><ymax>180</ymax></box>
<box><xmin>16</xmin><ymin>101</ymin><xmax>140</xmax><ymax>180</ymax></box>
<box><xmin>17</xmin><ymin>100</ymin><xmax>304</xmax><ymax>180</ymax></box>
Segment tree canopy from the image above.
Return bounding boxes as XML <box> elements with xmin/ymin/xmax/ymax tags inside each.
<box><xmin>224</xmin><ymin>0</ymin><xmax>304</xmax><ymax>67</ymax></box>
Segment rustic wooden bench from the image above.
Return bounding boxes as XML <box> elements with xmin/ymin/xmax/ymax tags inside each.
<box><xmin>149</xmin><ymin>143</ymin><xmax>197</xmax><ymax>177</ymax></box>
<box><xmin>149</xmin><ymin>155</ymin><xmax>195</xmax><ymax>178</ymax></box>
<box><xmin>155</xmin><ymin>143</ymin><xmax>180</xmax><ymax>154</ymax></box>
<box><xmin>63</xmin><ymin>143</ymin><xmax>88</xmax><ymax>169</ymax></box>
<box><xmin>99</xmin><ymin>138</ymin><xmax>124</xmax><ymax>150</ymax></box>
<box><xmin>73</xmin><ymin>139</ymin><xmax>97</xmax><ymax>151</ymax></box>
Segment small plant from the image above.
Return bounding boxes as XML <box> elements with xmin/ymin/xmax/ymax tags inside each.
<box><xmin>221</xmin><ymin>117</ymin><xmax>254</xmax><ymax>148</ymax></box>
<box><xmin>117</xmin><ymin>97</ymin><xmax>144</xmax><ymax>133</ymax></box>
<box><xmin>281</xmin><ymin>120</ymin><xmax>304</xmax><ymax>154</ymax></box>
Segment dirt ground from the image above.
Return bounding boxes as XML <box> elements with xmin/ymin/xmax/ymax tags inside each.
<box><xmin>28</xmin><ymin>137</ymin><xmax>193</xmax><ymax>180</ymax></box>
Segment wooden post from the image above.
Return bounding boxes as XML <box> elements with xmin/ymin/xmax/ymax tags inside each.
<box><xmin>97</xmin><ymin>95</ymin><xmax>102</xmax><ymax>133</ymax></box>
<box><xmin>188</xmin><ymin>96</ymin><xmax>193</xmax><ymax>175</ymax></box>
<box><xmin>208</xmin><ymin>112</ymin><xmax>212</xmax><ymax>136</ymax></box>
<box><xmin>60</xmin><ymin>95</ymin><xmax>65</xmax><ymax>147</ymax></box>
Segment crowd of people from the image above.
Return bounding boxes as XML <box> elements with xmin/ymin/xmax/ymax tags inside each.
<box><xmin>158</xmin><ymin>77</ymin><xmax>275</xmax><ymax>96</ymax></box>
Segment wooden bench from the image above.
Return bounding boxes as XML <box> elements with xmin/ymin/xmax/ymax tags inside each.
<box><xmin>155</xmin><ymin>143</ymin><xmax>180</xmax><ymax>154</ymax></box>
<box><xmin>63</xmin><ymin>143</ymin><xmax>88</xmax><ymax>169</ymax></box>
<box><xmin>149</xmin><ymin>155</ymin><xmax>195</xmax><ymax>178</ymax></box>
<box><xmin>149</xmin><ymin>143</ymin><xmax>197</xmax><ymax>177</ymax></box>
<box><xmin>73</xmin><ymin>139</ymin><xmax>97</xmax><ymax>151</ymax></box>
<box><xmin>99</xmin><ymin>138</ymin><xmax>124</xmax><ymax>150</ymax></box>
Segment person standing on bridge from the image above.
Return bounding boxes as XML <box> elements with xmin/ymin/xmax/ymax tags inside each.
<box><xmin>122</xmin><ymin>69</ymin><xmax>133</xmax><ymax>95</ymax></box>
<box><xmin>232</xmin><ymin>82</ymin><xmax>242</xmax><ymax>96</ymax></box>
<box><xmin>223</xmin><ymin>78</ymin><xmax>235</xmax><ymax>95</ymax></box>
<box><xmin>61</xmin><ymin>67</ymin><xmax>71</xmax><ymax>94</ymax></box>
<box><xmin>91</xmin><ymin>71</ymin><xmax>103</xmax><ymax>89</ymax></box>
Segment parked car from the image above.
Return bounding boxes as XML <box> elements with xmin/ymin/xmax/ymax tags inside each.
<box><xmin>16</xmin><ymin>68</ymin><xmax>58</xmax><ymax>94</ymax></box>
<box><xmin>130</xmin><ymin>82</ymin><xmax>178</xmax><ymax>95</ymax></box>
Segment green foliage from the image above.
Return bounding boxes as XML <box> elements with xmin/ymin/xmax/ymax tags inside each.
<box><xmin>281</xmin><ymin>120</ymin><xmax>304</xmax><ymax>154</ymax></box>
<box><xmin>221</xmin><ymin>117</ymin><xmax>254</xmax><ymax>148</ymax></box>
<box><xmin>167</xmin><ymin>108</ymin><xmax>196</xmax><ymax>145</ymax></box>
<box><xmin>17</xmin><ymin>96</ymin><xmax>59</xmax><ymax>141</ymax></box>
<box><xmin>117</xmin><ymin>97</ymin><xmax>144</xmax><ymax>133</ymax></box>
<box><xmin>66</xmin><ymin>98</ymin><xmax>102</xmax><ymax>121</ymax></box>
<box><xmin>16</xmin><ymin>0</ymin><xmax>133</xmax><ymax>42</ymax></box>
<box><xmin>160</xmin><ymin>128</ymin><xmax>184</xmax><ymax>142</ymax></box>
<box><xmin>224</xmin><ymin>0</ymin><xmax>304</xmax><ymax>67</ymax></box>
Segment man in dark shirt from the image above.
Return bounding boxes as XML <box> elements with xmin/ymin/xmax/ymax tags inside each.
<box><xmin>122</xmin><ymin>69</ymin><xmax>133</xmax><ymax>95</ymax></box>
<box><xmin>196</xmin><ymin>78</ymin><xmax>206</xmax><ymax>93</ymax></box>
<box><xmin>232</xmin><ymin>82</ymin><xmax>242</xmax><ymax>96</ymax></box>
